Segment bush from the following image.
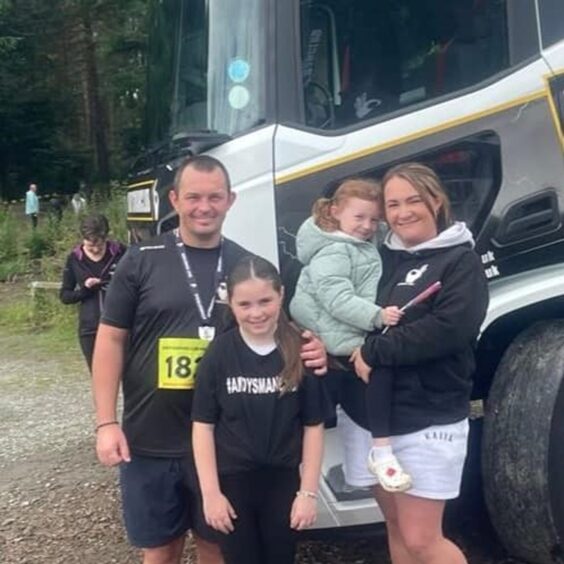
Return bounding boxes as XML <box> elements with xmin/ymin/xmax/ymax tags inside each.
<box><xmin>24</xmin><ymin>231</ymin><xmax>55</xmax><ymax>259</ymax></box>
<box><xmin>0</xmin><ymin>189</ymin><xmax>128</xmax><ymax>346</ymax></box>
<box><xmin>31</xmin><ymin>285</ymin><xmax>75</xmax><ymax>330</ymax></box>
<box><xmin>0</xmin><ymin>257</ymin><xmax>26</xmax><ymax>282</ymax></box>
<box><xmin>0</xmin><ymin>208</ymin><xmax>20</xmax><ymax>262</ymax></box>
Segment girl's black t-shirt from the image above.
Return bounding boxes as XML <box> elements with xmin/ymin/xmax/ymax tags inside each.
<box><xmin>192</xmin><ymin>328</ymin><xmax>331</xmax><ymax>475</ymax></box>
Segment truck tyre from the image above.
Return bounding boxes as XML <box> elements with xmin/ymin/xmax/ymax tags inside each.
<box><xmin>482</xmin><ymin>320</ymin><xmax>564</xmax><ymax>564</ymax></box>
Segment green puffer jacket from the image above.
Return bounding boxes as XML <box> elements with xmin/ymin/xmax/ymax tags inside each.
<box><xmin>289</xmin><ymin>217</ymin><xmax>383</xmax><ymax>355</ymax></box>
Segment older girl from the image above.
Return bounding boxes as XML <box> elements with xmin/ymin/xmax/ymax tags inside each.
<box><xmin>351</xmin><ymin>162</ymin><xmax>489</xmax><ymax>563</ymax></box>
<box><xmin>192</xmin><ymin>255</ymin><xmax>329</xmax><ymax>564</ymax></box>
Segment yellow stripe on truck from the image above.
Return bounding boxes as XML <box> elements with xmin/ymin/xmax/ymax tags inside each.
<box><xmin>275</xmin><ymin>90</ymin><xmax>547</xmax><ymax>185</ymax></box>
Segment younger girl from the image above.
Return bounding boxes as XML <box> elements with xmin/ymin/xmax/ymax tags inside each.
<box><xmin>290</xmin><ymin>178</ymin><xmax>410</xmax><ymax>492</ymax></box>
<box><xmin>192</xmin><ymin>255</ymin><xmax>329</xmax><ymax>564</ymax></box>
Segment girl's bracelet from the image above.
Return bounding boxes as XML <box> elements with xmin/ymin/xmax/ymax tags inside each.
<box><xmin>95</xmin><ymin>420</ymin><xmax>119</xmax><ymax>432</ymax></box>
<box><xmin>296</xmin><ymin>490</ymin><xmax>318</xmax><ymax>500</ymax></box>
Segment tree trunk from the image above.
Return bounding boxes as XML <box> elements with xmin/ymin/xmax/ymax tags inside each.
<box><xmin>80</xmin><ymin>5</ymin><xmax>110</xmax><ymax>192</ymax></box>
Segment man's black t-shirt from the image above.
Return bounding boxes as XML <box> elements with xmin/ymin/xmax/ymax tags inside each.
<box><xmin>100</xmin><ymin>232</ymin><xmax>249</xmax><ymax>457</ymax></box>
<box><xmin>192</xmin><ymin>328</ymin><xmax>331</xmax><ymax>475</ymax></box>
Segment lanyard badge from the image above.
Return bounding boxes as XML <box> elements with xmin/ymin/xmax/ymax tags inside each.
<box><xmin>198</xmin><ymin>325</ymin><xmax>216</xmax><ymax>341</ymax></box>
<box><xmin>174</xmin><ymin>230</ymin><xmax>222</xmax><ymax>341</ymax></box>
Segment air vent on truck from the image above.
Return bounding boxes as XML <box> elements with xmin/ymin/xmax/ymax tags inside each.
<box><xmin>494</xmin><ymin>190</ymin><xmax>560</xmax><ymax>245</ymax></box>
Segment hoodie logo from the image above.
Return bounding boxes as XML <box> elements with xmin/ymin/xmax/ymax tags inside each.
<box><xmin>398</xmin><ymin>264</ymin><xmax>428</xmax><ymax>286</ymax></box>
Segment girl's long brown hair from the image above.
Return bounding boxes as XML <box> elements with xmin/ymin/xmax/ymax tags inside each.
<box><xmin>312</xmin><ymin>177</ymin><xmax>381</xmax><ymax>232</ymax></box>
<box><xmin>227</xmin><ymin>256</ymin><xmax>304</xmax><ymax>393</ymax></box>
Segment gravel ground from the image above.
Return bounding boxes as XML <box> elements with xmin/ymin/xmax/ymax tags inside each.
<box><xmin>0</xmin><ymin>283</ymin><xmax>519</xmax><ymax>563</ymax></box>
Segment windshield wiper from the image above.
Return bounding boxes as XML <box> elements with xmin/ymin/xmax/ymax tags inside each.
<box><xmin>131</xmin><ymin>130</ymin><xmax>232</xmax><ymax>174</ymax></box>
<box><xmin>171</xmin><ymin>129</ymin><xmax>231</xmax><ymax>153</ymax></box>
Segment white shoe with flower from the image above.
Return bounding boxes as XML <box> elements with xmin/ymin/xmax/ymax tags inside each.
<box><xmin>367</xmin><ymin>449</ymin><xmax>412</xmax><ymax>493</ymax></box>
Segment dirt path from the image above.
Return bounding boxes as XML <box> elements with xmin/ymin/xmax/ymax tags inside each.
<box><xmin>0</xmin><ymin>283</ymin><xmax>517</xmax><ymax>563</ymax></box>
<box><xmin>0</xmin><ymin>324</ymin><xmax>142</xmax><ymax>563</ymax></box>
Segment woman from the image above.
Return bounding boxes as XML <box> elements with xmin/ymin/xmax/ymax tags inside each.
<box><xmin>60</xmin><ymin>213</ymin><xmax>126</xmax><ymax>370</ymax></box>
<box><xmin>192</xmin><ymin>255</ymin><xmax>329</xmax><ymax>564</ymax></box>
<box><xmin>350</xmin><ymin>162</ymin><xmax>489</xmax><ymax>563</ymax></box>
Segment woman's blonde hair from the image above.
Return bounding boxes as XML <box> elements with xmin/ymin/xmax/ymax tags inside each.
<box><xmin>381</xmin><ymin>162</ymin><xmax>452</xmax><ymax>231</ymax></box>
<box><xmin>312</xmin><ymin>177</ymin><xmax>381</xmax><ymax>232</ymax></box>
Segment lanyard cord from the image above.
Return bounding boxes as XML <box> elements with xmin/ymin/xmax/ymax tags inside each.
<box><xmin>173</xmin><ymin>229</ymin><xmax>223</xmax><ymax>324</ymax></box>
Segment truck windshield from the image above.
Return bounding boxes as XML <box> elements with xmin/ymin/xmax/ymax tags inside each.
<box><xmin>146</xmin><ymin>0</ymin><xmax>267</xmax><ymax>145</ymax></box>
<box><xmin>300</xmin><ymin>0</ymin><xmax>512</xmax><ymax>130</ymax></box>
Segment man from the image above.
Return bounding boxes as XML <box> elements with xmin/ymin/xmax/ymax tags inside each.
<box><xmin>92</xmin><ymin>155</ymin><xmax>326</xmax><ymax>564</ymax></box>
<box><xmin>25</xmin><ymin>183</ymin><xmax>39</xmax><ymax>228</ymax></box>
<box><xmin>49</xmin><ymin>193</ymin><xmax>64</xmax><ymax>223</ymax></box>
<box><xmin>71</xmin><ymin>192</ymin><xmax>87</xmax><ymax>215</ymax></box>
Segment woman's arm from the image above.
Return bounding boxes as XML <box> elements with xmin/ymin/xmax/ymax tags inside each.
<box><xmin>59</xmin><ymin>254</ymin><xmax>92</xmax><ymax>304</ymax></box>
<box><xmin>361</xmin><ymin>251</ymin><xmax>489</xmax><ymax>367</ymax></box>
<box><xmin>192</xmin><ymin>422</ymin><xmax>237</xmax><ymax>534</ymax></box>
<box><xmin>290</xmin><ymin>423</ymin><xmax>324</xmax><ymax>530</ymax></box>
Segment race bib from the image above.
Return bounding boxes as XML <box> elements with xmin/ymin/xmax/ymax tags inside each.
<box><xmin>158</xmin><ymin>338</ymin><xmax>209</xmax><ymax>390</ymax></box>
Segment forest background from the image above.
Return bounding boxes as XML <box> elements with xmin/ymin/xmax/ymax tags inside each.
<box><xmin>0</xmin><ymin>0</ymin><xmax>149</xmax><ymax>201</ymax></box>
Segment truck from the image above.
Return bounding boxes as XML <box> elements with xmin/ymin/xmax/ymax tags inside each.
<box><xmin>126</xmin><ymin>1</ymin><xmax>564</xmax><ymax>562</ymax></box>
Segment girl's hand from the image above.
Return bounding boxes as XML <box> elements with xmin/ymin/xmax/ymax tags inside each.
<box><xmin>290</xmin><ymin>495</ymin><xmax>317</xmax><ymax>530</ymax></box>
<box><xmin>203</xmin><ymin>492</ymin><xmax>237</xmax><ymax>534</ymax></box>
<box><xmin>350</xmin><ymin>348</ymin><xmax>371</xmax><ymax>383</ymax></box>
<box><xmin>381</xmin><ymin>306</ymin><xmax>403</xmax><ymax>327</ymax></box>
<box><xmin>300</xmin><ymin>330</ymin><xmax>328</xmax><ymax>375</ymax></box>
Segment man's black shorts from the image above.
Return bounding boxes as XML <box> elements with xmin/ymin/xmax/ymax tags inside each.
<box><xmin>120</xmin><ymin>455</ymin><xmax>195</xmax><ymax>548</ymax></box>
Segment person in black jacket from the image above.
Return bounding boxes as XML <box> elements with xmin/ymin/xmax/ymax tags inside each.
<box><xmin>348</xmin><ymin>162</ymin><xmax>488</xmax><ymax>564</ymax></box>
<box><xmin>59</xmin><ymin>213</ymin><xmax>126</xmax><ymax>370</ymax></box>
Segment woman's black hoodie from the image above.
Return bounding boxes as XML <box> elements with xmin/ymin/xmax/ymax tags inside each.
<box><xmin>60</xmin><ymin>241</ymin><xmax>127</xmax><ymax>336</ymax></box>
<box><xmin>359</xmin><ymin>222</ymin><xmax>489</xmax><ymax>435</ymax></box>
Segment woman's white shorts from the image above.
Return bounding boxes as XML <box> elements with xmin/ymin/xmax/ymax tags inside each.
<box><xmin>338</xmin><ymin>409</ymin><xmax>469</xmax><ymax>500</ymax></box>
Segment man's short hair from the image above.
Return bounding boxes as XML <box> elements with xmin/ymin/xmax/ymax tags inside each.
<box><xmin>173</xmin><ymin>155</ymin><xmax>231</xmax><ymax>194</ymax></box>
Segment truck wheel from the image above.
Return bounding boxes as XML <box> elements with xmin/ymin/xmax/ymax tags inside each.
<box><xmin>482</xmin><ymin>320</ymin><xmax>564</xmax><ymax>564</ymax></box>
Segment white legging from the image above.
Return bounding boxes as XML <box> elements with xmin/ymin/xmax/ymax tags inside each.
<box><xmin>338</xmin><ymin>407</ymin><xmax>377</xmax><ymax>488</ymax></box>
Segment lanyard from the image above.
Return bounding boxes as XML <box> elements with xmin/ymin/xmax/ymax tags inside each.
<box><xmin>173</xmin><ymin>229</ymin><xmax>223</xmax><ymax>324</ymax></box>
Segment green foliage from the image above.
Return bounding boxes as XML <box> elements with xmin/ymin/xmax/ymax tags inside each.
<box><xmin>24</xmin><ymin>231</ymin><xmax>54</xmax><ymax>259</ymax></box>
<box><xmin>0</xmin><ymin>207</ymin><xmax>19</xmax><ymax>262</ymax></box>
<box><xmin>0</xmin><ymin>191</ymin><xmax>127</xmax><ymax>281</ymax></box>
<box><xmin>0</xmin><ymin>285</ymin><xmax>76</xmax><ymax>344</ymax></box>
<box><xmin>0</xmin><ymin>0</ymin><xmax>149</xmax><ymax>199</ymax></box>
<box><xmin>0</xmin><ymin>257</ymin><xmax>25</xmax><ymax>282</ymax></box>
<box><xmin>0</xmin><ymin>296</ymin><xmax>30</xmax><ymax>331</ymax></box>
<box><xmin>31</xmin><ymin>286</ymin><xmax>76</xmax><ymax>331</ymax></box>
<box><xmin>0</xmin><ymin>193</ymin><xmax>127</xmax><ymax>338</ymax></box>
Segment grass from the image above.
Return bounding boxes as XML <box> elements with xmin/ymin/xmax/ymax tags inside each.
<box><xmin>0</xmin><ymin>190</ymin><xmax>127</xmax><ymax>282</ymax></box>
<box><xmin>0</xmin><ymin>281</ymin><xmax>76</xmax><ymax>345</ymax></box>
<box><xmin>0</xmin><ymin>188</ymin><xmax>127</xmax><ymax>345</ymax></box>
